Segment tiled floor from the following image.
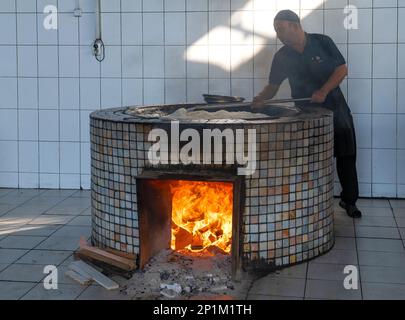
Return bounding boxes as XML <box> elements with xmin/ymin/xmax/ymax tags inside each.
<box><xmin>0</xmin><ymin>188</ymin><xmax>405</xmax><ymax>300</ymax></box>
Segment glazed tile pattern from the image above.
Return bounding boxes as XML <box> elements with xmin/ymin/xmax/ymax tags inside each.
<box><xmin>90</xmin><ymin>105</ymin><xmax>335</xmax><ymax>270</ymax></box>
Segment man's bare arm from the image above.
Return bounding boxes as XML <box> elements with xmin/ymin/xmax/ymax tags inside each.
<box><xmin>312</xmin><ymin>64</ymin><xmax>348</xmax><ymax>103</ymax></box>
<box><xmin>251</xmin><ymin>83</ymin><xmax>280</xmax><ymax>109</ymax></box>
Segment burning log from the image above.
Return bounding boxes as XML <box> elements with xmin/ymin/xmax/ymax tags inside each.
<box><xmin>174</xmin><ymin>226</ymin><xmax>193</xmax><ymax>250</ymax></box>
<box><xmin>191</xmin><ymin>234</ymin><xmax>204</xmax><ymax>250</ymax></box>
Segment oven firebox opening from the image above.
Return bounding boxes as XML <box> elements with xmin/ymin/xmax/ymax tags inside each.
<box><xmin>170</xmin><ymin>180</ymin><xmax>233</xmax><ymax>255</ymax></box>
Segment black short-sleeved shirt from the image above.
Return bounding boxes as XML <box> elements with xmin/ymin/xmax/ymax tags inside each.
<box><xmin>268</xmin><ymin>33</ymin><xmax>356</xmax><ymax>157</ymax></box>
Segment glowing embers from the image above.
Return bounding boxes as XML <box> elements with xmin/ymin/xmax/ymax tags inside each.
<box><xmin>170</xmin><ymin>181</ymin><xmax>233</xmax><ymax>254</ymax></box>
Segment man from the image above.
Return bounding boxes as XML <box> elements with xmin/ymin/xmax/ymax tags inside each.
<box><xmin>252</xmin><ymin>10</ymin><xmax>361</xmax><ymax>218</ymax></box>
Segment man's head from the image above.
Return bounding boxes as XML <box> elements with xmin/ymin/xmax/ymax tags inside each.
<box><xmin>273</xmin><ymin>10</ymin><xmax>304</xmax><ymax>47</ymax></box>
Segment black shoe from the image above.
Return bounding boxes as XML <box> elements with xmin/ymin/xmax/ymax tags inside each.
<box><xmin>339</xmin><ymin>200</ymin><xmax>362</xmax><ymax>218</ymax></box>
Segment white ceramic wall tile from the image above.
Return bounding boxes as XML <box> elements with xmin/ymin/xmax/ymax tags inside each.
<box><xmin>122</xmin><ymin>46</ymin><xmax>143</xmax><ymax>78</ymax></box>
<box><xmin>80</xmin><ymin>110</ymin><xmax>91</xmax><ymax>142</ymax></box>
<box><xmin>209</xmin><ymin>46</ymin><xmax>230</xmax><ymax>78</ymax></box>
<box><xmin>277</xmin><ymin>0</ymin><xmax>300</xmax><ymax>10</ymax></box>
<box><xmin>373</xmin><ymin>0</ymin><xmax>397</xmax><ymax>7</ymax></box>
<box><xmin>186</xmin><ymin>79</ymin><xmax>208</xmax><ymax>103</ymax></box>
<box><xmin>253</xmin><ymin>45</ymin><xmax>276</xmax><ymax>78</ymax></box>
<box><xmin>0</xmin><ymin>78</ymin><xmax>17</xmax><ymax>108</ymax></box>
<box><xmin>209</xmin><ymin>78</ymin><xmax>230</xmax><ymax>96</ymax></box>
<box><xmin>0</xmin><ymin>141</ymin><xmax>18</xmax><ymax>172</ymax></box>
<box><xmin>38</xmin><ymin>78</ymin><xmax>59</xmax><ymax>109</ymax></box>
<box><xmin>187</xmin><ymin>0</ymin><xmax>207</xmax><ymax>11</ymax></box>
<box><xmin>39</xmin><ymin>110</ymin><xmax>59</xmax><ymax>141</ymax></box>
<box><xmin>18</xmin><ymin>109</ymin><xmax>38</xmax><ymax>141</ymax></box>
<box><xmin>208</xmin><ymin>11</ymin><xmax>231</xmax><ymax>45</ymax></box>
<box><xmin>37</xmin><ymin>13</ymin><xmax>57</xmax><ymax>45</ymax></box>
<box><xmin>143</xmin><ymin>13</ymin><xmax>164</xmax><ymax>45</ymax></box>
<box><xmin>357</xmin><ymin>148</ymin><xmax>372</xmax><ymax>183</ymax></box>
<box><xmin>398</xmin><ymin>150</ymin><xmax>405</xmax><ymax>185</ymax></box>
<box><xmin>0</xmin><ymin>109</ymin><xmax>17</xmax><ymax>140</ymax></box>
<box><xmin>100</xmin><ymin>78</ymin><xmax>122</xmax><ymax>107</ymax></box>
<box><xmin>348</xmin><ymin>44</ymin><xmax>372</xmax><ymax>78</ymax></box>
<box><xmin>324</xmin><ymin>0</ymin><xmax>347</xmax><ymax>9</ymax></box>
<box><xmin>60</xmin><ymin>174</ymin><xmax>80</xmax><ymax>189</ymax></box>
<box><xmin>352</xmin><ymin>113</ymin><xmax>371</xmax><ymax>148</ymax></box>
<box><xmin>164</xmin><ymin>0</ymin><xmax>185</xmax><ymax>11</ymax></box>
<box><xmin>373</xmin><ymin>8</ymin><xmax>397</xmax><ymax>43</ymax></box>
<box><xmin>60</xmin><ymin>110</ymin><xmax>80</xmax><ymax>142</ymax></box>
<box><xmin>231</xmin><ymin>11</ymin><xmax>253</xmax><ymax>45</ymax></box>
<box><xmin>373</xmin><ymin>44</ymin><xmax>397</xmax><ymax>79</ymax></box>
<box><xmin>186</xmin><ymin>45</ymin><xmax>209</xmax><ymax>78</ymax></box>
<box><xmin>348</xmin><ymin>9</ymin><xmax>372</xmax><ymax>44</ymax></box>
<box><xmin>122</xmin><ymin>79</ymin><xmax>143</xmax><ymax>106</ymax></box>
<box><xmin>17</xmin><ymin>46</ymin><xmax>37</xmax><ymax>77</ymax></box>
<box><xmin>100</xmin><ymin>0</ymin><xmax>120</xmax><ymax>12</ymax></box>
<box><xmin>19</xmin><ymin>141</ymin><xmax>38</xmax><ymax>172</ymax></box>
<box><xmin>372</xmin><ymin>114</ymin><xmax>396</xmax><ymax>149</ymax></box>
<box><xmin>18</xmin><ymin>78</ymin><xmax>37</xmax><ymax>109</ymax></box>
<box><xmin>349</xmin><ymin>0</ymin><xmax>372</xmax><ymax>7</ymax></box>
<box><xmin>38</xmin><ymin>46</ymin><xmax>58</xmax><ymax>77</ymax></box>
<box><xmin>399</xmin><ymin>8</ymin><xmax>405</xmax><ymax>43</ymax></box>
<box><xmin>300</xmin><ymin>9</ymin><xmax>324</xmax><ymax>34</ymax></box>
<box><xmin>231</xmin><ymin>46</ymin><xmax>253</xmax><ymax>78</ymax></box>
<box><xmin>101</xmin><ymin>13</ymin><xmax>121</xmax><ymax>46</ymax></box>
<box><xmin>165</xmin><ymin>46</ymin><xmax>186</xmax><ymax>78</ymax></box>
<box><xmin>209</xmin><ymin>0</ymin><xmax>230</xmax><ymax>10</ymax></box>
<box><xmin>372</xmin><ymin>149</ymin><xmax>396</xmax><ymax>184</ymax></box>
<box><xmin>253</xmin><ymin>78</ymin><xmax>268</xmax><ymax>96</ymax></box>
<box><xmin>0</xmin><ymin>46</ymin><xmax>17</xmax><ymax>76</ymax></box>
<box><xmin>143</xmin><ymin>79</ymin><xmax>164</xmax><ymax>104</ymax></box>
<box><xmin>59</xmin><ymin>78</ymin><xmax>80</xmax><ymax>109</ymax></box>
<box><xmin>399</xmin><ymin>44</ymin><xmax>405</xmax><ymax>78</ymax></box>
<box><xmin>80</xmin><ymin>174</ymin><xmax>91</xmax><ymax>189</ymax></box>
<box><xmin>121</xmin><ymin>13</ymin><xmax>142</xmax><ymax>45</ymax></box>
<box><xmin>143</xmin><ymin>46</ymin><xmax>165</xmax><ymax>77</ymax></box>
<box><xmin>165</xmin><ymin>79</ymin><xmax>187</xmax><ymax>103</ymax></box>
<box><xmin>231</xmin><ymin>0</ymin><xmax>253</xmax><ymax>10</ymax></box>
<box><xmin>80</xmin><ymin>13</ymin><xmax>96</xmax><ymax>46</ymax></box>
<box><xmin>254</xmin><ymin>0</ymin><xmax>278</xmax><ymax>10</ymax></box>
<box><xmin>324</xmin><ymin>9</ymin><xmax>347</xmax><ymax>44</ymax></box>
<box><xmin>143</xmin><ymin>0</ymin><xmax>164</xmax><ymax>11</ymax></box>
<box><xmin>58</xmin><ymin>0</ymin><xmax>78</xmax><ymax>12</ymax></box>
<box><xmin>81</xmin><ymin>143</ymin><xmax>90</xmax><ymax>175</ymax></box>
<box><xmin>59</xmin><ymin>46</ymin><xmax>79</xmax><ymax>77</ymax></box>
<box><xmin>58</xmin><ymin>13</ymin><xmax>79</xmax><ymax>45</ymax></box>
<box><xmin>60</xmin><ymin>142</ymin><xmax>80</xmax><ymax>174</ymax></box>
<box><xmin>16</xmin><ymin>14</ymin><xmax>36</xmax><ymax>45</ymax></box>
<box><xmin>254</xmin><ymin>11</ymin><xmax>277</xmax><ymax>45</ymax></box>
<box><xmin>37</xmin><ymin>0</ymin><xmax>57</xmax><ymax>12</ymax></box>
<box><xmin>0</xmin><ymin>173</ymin><xmax>18</xmax><ymax>188</ymax></box>
<box><xmin>100</xmin><ymin>46</ymin><xmax>122</xmax><ymax>77</ymax></box>
<box><xmin>16</xmin><ymin>0</ymin><xmax>36</xmax><ymax>12</ymax></box>
<box><xmin>359</xmin><ymin>183</ymin><xmax>372</xmax><ymax>198</ymax></box>
<box><xmin>398</xmin><ymin>79</ymin><xmax>405</xmax><ymax>114</ymax></box>
<box><xmin>0</xmin><ymin>14</ymin><xmax>16</xmax><ymax>45</ymax></box>
<box><xmin>398</xmin><ymin>115</ymin><xmax>405</xmax><ymax>149</ymax></box>
<box><xmin>165</xmin><ymin>12</ymin><xmax>186</xmax><ymax>45</ymax></box>
<box><xmin>187</xmin><ymin>12</ymin><xmax>208</xmax><ymax>45</ymax></box>
<box><xmin>348</xmin><ymin>79</ymin><xmax>372</xmax><ymax>113</ymax></box>
<box><xmin>372</xmin><ymin>184</ymin><xmax>397</xmax><ymax>198</ymax></box>
<box><xmin>372</xmin><ymin>79</ymin><xmax>397</xmax><ymax>114</ymax></box>
<box><xmin>19</xmin><ymin>173</ymin><xmax>39</xmax><ymax>188</ymax></box>
<box><xmin>122</xmin><ymin>0</ymin><xmax>142</xmax><ymax>11</ymax></box>
<box><xmin>39</xmin><ymin>173</ymin><xmax>59</xmax><ymax>189</ymax></box>
<box><xmin>231</xmin><ymin>78</ymin><xmax>253</xmax><ymax>100</ymax></box>
<box><xmin>79</xmin><ymin>46</ymin><xmax>100</xmax><ymax>78</ymax></box>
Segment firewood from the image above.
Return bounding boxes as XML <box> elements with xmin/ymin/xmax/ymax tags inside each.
<box><xmin>174</xmin><ymin>227</ymin><xmax>193</xmax><ymax>250</ymax></box>
<box><xmin>191</xmin><ymin>234</ymin><xmax>204</xmax><ymax>250</ymax></box>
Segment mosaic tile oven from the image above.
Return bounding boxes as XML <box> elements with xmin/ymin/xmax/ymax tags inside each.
<box><xmin>90</xmin><ymin>103</ymin><xmax>335</xmax><ymax>277</ymax></box>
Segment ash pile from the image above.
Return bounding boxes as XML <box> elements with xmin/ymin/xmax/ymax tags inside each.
<box><xmin>123</xmin><ymin>249</ymin><xmax>250</xmax><ymax>300</ymax></box>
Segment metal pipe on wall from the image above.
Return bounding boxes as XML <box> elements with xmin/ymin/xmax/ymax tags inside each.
<box><xmin>93</xmin><ymin>0</ymin><xmax>105</xmax><ymax>61</ymax></box>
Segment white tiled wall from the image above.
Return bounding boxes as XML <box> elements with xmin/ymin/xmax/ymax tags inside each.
<box><xmin>0</xmin><ymin>0</ymin><xmax>403</xmax><ymax>197</ymax></box>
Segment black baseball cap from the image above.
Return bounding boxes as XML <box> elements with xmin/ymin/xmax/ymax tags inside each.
<box><xmin>274</xmin><ymin>10</ymin><xmax>301</xmax><ymax>24</ymax></box>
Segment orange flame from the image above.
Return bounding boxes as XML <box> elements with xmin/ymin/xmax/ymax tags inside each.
<box><xmin>170</xmin><ymin>180</ymin><xmax>233</xmax><ymax>254</ymax></box>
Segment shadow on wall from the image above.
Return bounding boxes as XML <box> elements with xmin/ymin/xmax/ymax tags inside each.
<box><xmin>181</xmin><ymin>0</ymin><xmax>334</xmax><ymax>103</ymax></box>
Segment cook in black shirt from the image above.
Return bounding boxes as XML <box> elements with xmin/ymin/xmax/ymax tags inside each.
<box><xmin>252</xmin><ymin>10</ymin><xmax>361</xmax><ymax>218</ymax></box>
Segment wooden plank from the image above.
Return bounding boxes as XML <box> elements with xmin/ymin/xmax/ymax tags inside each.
<box><xmin>104</xmin><ymin>247</ymin><xmax>136</xmax><ymax>261</ymax></box>
<box><xmin>78</xmin><ymin>237</ymin><xmax>136</xmax><ymax>271</ymax></box>
<box><xmin>69</xmin><ymin>260</ymin><xmax>119</xmax><ymax>290</ymax></box>
<box><xmin>65</xmin><ymin>269</ymin><xmax>93</xmax><ymax>286</ymax></box>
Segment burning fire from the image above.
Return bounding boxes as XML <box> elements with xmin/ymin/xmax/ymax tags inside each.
<box><xmin>170</xmin><ymin>180</ymin><xmax>233</xmax><ymax>254</ymax></box>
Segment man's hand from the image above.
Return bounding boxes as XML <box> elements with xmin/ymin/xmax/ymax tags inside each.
<box><xmin>251</xmin><ymin>95</ymin><xmax>265</xmax><ymax>111</ymax></box>
<box><xmin>311</xmin><ymin>89</ymin><xmax>328</xmax><ymax>103</ymax></box>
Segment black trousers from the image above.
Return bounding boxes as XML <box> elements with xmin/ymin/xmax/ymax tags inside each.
<box><xmin>336</xmin><ymin>154</ymin><xmax>359</xmax><ymax>206</ymax></box>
